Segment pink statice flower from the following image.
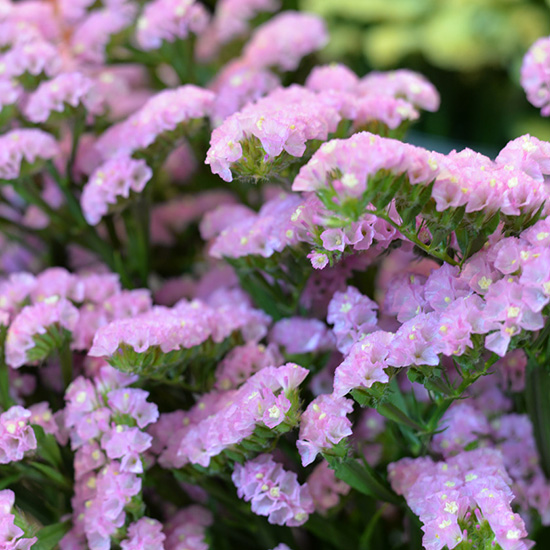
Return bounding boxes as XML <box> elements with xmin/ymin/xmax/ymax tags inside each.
<box><xmin>28</xmin><ymin>402</ymin><xmax>60</xmax><ymax>439</ymax></box>
<box><xmin>293</xmin><ymin>131</ymin><xmax>439</xmax><ymax>195</ymax></box>
<box><xmin>82</xmin><ymin>461</ymin><xmax>143</xmax><ymax>549</ymax></box>
<box><xmin>242</xmin><ymin>11</ymin><xmax>328</xmax><ymax>71</ymax></box>
<box><xmin>63</xmin><ymin>370</ymin><xmax>157</xmax><ymax>550</ymax></box>
<box><xmin>307</xmin><ymin>460</ymin><xmax>350</xmax><ymax>514</ymax></box>
<box><xmin>101</xmin><ymin>425</ymin><xmax>152</xmax><ymax>473</ymax></box>
<box><xmin>333</xmin><ymin>331</ymin><xmax>394</xmax><ymax>397</ymax></box>
<box><xmin>327</xmin><ymin>286</ymin><xmax>378</xmax><ymax>354</ymax></box>
<box><xmin>0</xmin><ymin>129</ymin><xmax>59</xmax><ymax>180</ymax></box>
<box><xmin>297</xmin><ymin>393</ymin><xmax>354</xmax><ymax>466</ymax></box>
<box><xmin>357</xmin><ymin>69</ymin><xmax>440</xmax><ymax>112</ymax></box>
<box><xmin>305</xmin><ymin>64</ymin><xmax>359</xmax><ymax>93</ymax></box>
<box><xmin>208</xmin><ymin>193</ymin><xmax>302</xmax><ymax>258</ymax></box>
<box><xmin>308</xmin><ymin>251</ymin><xmax>329</xmax><ymax>270</ymax></box>
<box><xmin>120</xmin><ymin>517</ymin><xmax>165</xmax><ymax>550</ymax></box>
<box><xmin>29</xmin><ymin>267</ymin><xmax>84</xmax><ymax>303</ymax></box>
<box><xmin>432</xmin><ymin>402</ymin><xmax>491</xmax><ymax>457</ymax></box>
<box><xmin>24</xmin><ymin>72</ymin><xmax>104</xmax><ymax>123</ymax></box>
<box><xmin>433</xmin><ymin>148</ymin><xmax>548</xmax><ymax>218</ymax></box>
<box><xmin>0</xmin><ymin>79</ymin><xmax>22</xmax><ymax>112</ymax></box>
<box><xmin>80</xmin><ymin>156</ymin><xmax>153</xmax><ymax>225</ymax></box>
<box><xmin>521</xmin><ymin>37</ymin><xmax>550</xmax><ymax>116</ymax></box>
<box><xmin>96</xmin><ymin>85</ymin><xmax>215</xmax><ymax>158</ymax></box>
<box><xmin>136</xmin><ymin>0</ymin><xmax>209</xmax><ymax>51</ymax></box>
<box><xmin>232</xmin><ymin>454</ymin><xmax>314</xmax><ymax>526</ymax></box>
<box><xmin>0</xmin><ymin>489</ymin><xmax>37</xmax><ymax>549</ymax></box>
<box><xmin>0</xmin><ymin>39</ymin><xmax>62</xmax><ymax>80</ymax></box>
<box><xmin>70</xmin><ymin>5</ymin><xmax>136</xmax><ymax>65</ymax></box>
<box><xmin>388</xmin><ymin>449</ymin><xmax>533</xmax><ymax>550</ymax></box>
<box><xmin>196</xmin><ymin>0</ymin><xmax>280</xmax><ymax>61</ymax></box>
<box><xmin>5</xmin><ymin>297</ymin><xmax>79</xmax><ymax>368</ymax></box>
<box><xmin>352</xmin><ymin>95</ymin><xmax>419</xmax><ymax>131</ymax></box>
<box><xmin>206</xmin><ymin>86</ymin><xmax>340</xmax><ymax>182</ymax></box>
<box><xmin>89</xmin><ymin>297</ymin><xmax>269</xmax><ymax>364</ymax></box>
<box><xmin>214</xmin><ymin>342</ymin><xmax>283</xmax><ymax>390</ymax></box>
<box><xmin>154</xmin><ymin>364</ymin><xmax>307</xmax><ymax>469</ymax></box>
<box><xmin>0</xmin><ymin>272</ymin><xmax>37</xmax><ymax>321</ymax></box>
<box><xmin>209</xmin><ymin>59</ymin><xmax>280</xmax><ymax>125</ymax></box>
<box><xmin>496</xmin><ymin>134</ymin><xmax>550</xmax><ymax>182</ymax></box>
<box><xmin>269</xmin><ymin>317</ymin><xmax>334</xmax><ymax>355</ymax></box>
<box><xmin>0</xmin><ymin>406</ymin><xmax>37</xmax><ymax>463</ymax></box>
<box><xmin>151</xmin><ymin>190</ymin><xmax>234</xmax><ymax>246</ymax></box>
<box><xmin>164</xmin><ymin>505</ymin><xmax>212</xmax><ymax>550</ymax></box>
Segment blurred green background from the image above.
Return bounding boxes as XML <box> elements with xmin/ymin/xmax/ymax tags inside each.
<box><xmin>298</xmin><ymin>0</ymin><xmax>550</xmax><ymax>151</ymax></box>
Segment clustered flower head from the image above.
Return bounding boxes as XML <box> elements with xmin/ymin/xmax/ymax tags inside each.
<box><xmin>136</xmin><ymin>0</ymin><xmax>209</xmax><ymax>51</ymax></box>
<box><xmin>0</xmin><ymin>129</ymin><xmax>59</xmax><ymax>180</ymax></box>
<box><xmin>389</xmin><ymin>449</ymin><xmax>533</xmax><ymax>550</ymax></box>
<box><xmin>0</xmin><ymin>489</ymin><xmax>37</xmax><ymax>549</ymax></box>
<box><xmin>151</xmin><ymin>363</ymin><xmax>308</xmax><ymax>470</ymax></box>
<box><xmin>521</xmin><ymin>37</ymin><xmax>550</xmax><ymax>116</ymax></box>
<box><xmin>23</xmin><ymin>71</ymin><xmax>104</xmax><ymax>123</ymax></box>
<box><xmin>196</xmin><ymin>0</ymin><xmax>280</xmax><ymax>61</ymax></box>
<box><xmin>241</xmin><ymin>11</ymin><xmax>328</xmax><ymax>71</ymax></box>
<box><xmin>0</xmin><ymin>406</ymin><xmax>37</xmax><ymax>464</ymax></box>
<box><xmin>206</xmin><ymin>86</ymin><xmax>341</xmax><ymax>182</ymax></box>
<box><xmin>232</xmin><ymin>454</ymin><xmax>314</xmax><ymax>526</ymax></box>
<box><xmin>297</xmin><ymin>393</ymin><xmax>354</xmax><ymax>466</ymax></box>
<box><xmin>62</xmin><ymin>365</ymin><xmax>158</xmax><ymax>549</ymax></box>
<box><xmin>2</xmin><ymin>2</ymin><xmax>550</xmax><ymax>550</ymax></box>
<box><xmin>81</xmin><ymin>156</ymin><xmax>153</xmax><ymax>225</ymax></box>
<box><xmin>96</xmin><ymin>85</ymin><xmax>215</xmax><ymax>159</ymax></box>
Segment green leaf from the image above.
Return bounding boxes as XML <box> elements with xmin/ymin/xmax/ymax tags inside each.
<box><xmin>32</xmin><ymin>425</ymin><xmax>63</xmax><ymax>470</ymax></box>
<box><xmin>32</xmin><ymin>520</ymin><xmax>71</xmax><ymax>550</ymax></box>
<box><xmin>376</xmin><ymin>402</ymin><xmax>424</xmax><ymax>432</ymax></box>
<box><xmin>454</xmin><ymin>226</ymin><xmax>470</xmax><ymax>257</ymax></box>
<box><xmin>29</xmin><ymin>462</ymin><xmax>72</xmax><ymax>490</ymax></box>
<box><xmin>0</xmin><ymin>472</ymin><xmax>22</xmax><ymax>490</ymax></box>
<box><xmin>526</xmin><ymin>358</ymin><xmax>550</xmax><ymax>478</ymax></box>
<box><xmin>324</xmin><ymin>455</ymin><xmax>401</xmax><ymax>505</ymax></box>
<box><xmin>359</xmin><ymin>504</ymin><xmax>386</xmax><ymax>550</ymax></box>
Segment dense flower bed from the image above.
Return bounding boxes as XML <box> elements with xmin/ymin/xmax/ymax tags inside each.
<box><xmin>0</xmin><ymin>1</ymin><xmax>550</xmax><ymax>550</ymax></box>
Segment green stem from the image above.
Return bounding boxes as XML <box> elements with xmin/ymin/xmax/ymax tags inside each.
<box><xmin>359</xmin><ymin>504</ymin><xmax>388</xmax><ymax>550</ymax></box>
<box><xmin>67</xmin><ymin>112</ymin><xmax>86</xmax><ymax>179</ymax></box>
<box><xmin>59</xmin><ymin>339</ymin><xmax>73</xmax><ymax>389</ymax></box>
<box><xmin>45</xmin><ymin>161</ymin><xmax>87</xmax><ymax>229</ymax></box>
<box><xmin>122</xmin><ymin>196</ymin><xmax>150</xmax><ymax>287</ymax></box>
<box><xmin>0</xmin><ymin>349</ymin><xmax>14</xmax><ymax>410</ymax></box>
<box><xmin>104</xmin><ymin>215</ymin><xmax>121</xmax><ymax>250</ymax></box>
<box><xmin>15</xmin><ymin>178</ymin><xmax>66</xmax><ymax>230</ymax></box>
<box><xmin>423</xmin><ymin>353</ymin><xmax>499</xmax><ymax>436</ymax></box>
<box><xmin>375</xmin><ymin>209</ymin><xmax>458</xmax><ymax>266</ymax></box>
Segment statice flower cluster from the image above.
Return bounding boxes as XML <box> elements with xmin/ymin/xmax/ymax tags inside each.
<box><xmin>0</xmin><ymin>406</ymin><xmax>36</xmax><ymax>464</ymax></box>
<box><xmin>3</xmin><ymin>2</ymin><xmax>550</xmax><ymax>550</ymax></box>
<box><xmin>151</xmin><ymin>363</ymin><xmax>308</xmax><ymax>470</ymax></box>
<box><xmin>62</xmin><ymin>366</ymin><xmax>158</xmax><ymax>549</ymax></box>
<box><xmin>96</xmin><ymin>86</ymin><xmax>215</xmax><ymax>159</ymax></box>
<box><xmin>389</xmin><ymin>449</ymin><xmax>532</xmax><ymax>550</ymax></box>
<box><xmin>0</xmin><ymin>490</ymin><xmax>37</xmax><ymax>549</ymax></box>
<box><xmin>163</xmin><ymin>505</ymin><xmax>212</xmax><ymax>550</ymax></box>
<box><xmin>232</xmin><ymin>454</ymin><xmax>314</xmax><ymax>526</ymax></box>
<box><xmin>136</xmin><ymin>0</ymin><xmax>209</xmax><ymax>51</ymax></box>
<box><xmin>81</xmin><ymin>157</ymin><xmax>153</xmax><ymax>225</ymax></box>
<box><xmin>521</xmin><ymin>37</ymin><xmax>550</xmax><ymax>116</ymax></box>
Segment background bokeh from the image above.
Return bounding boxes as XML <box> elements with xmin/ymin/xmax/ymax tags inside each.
<box><xmin>298</xmin><ymin>0</ymin><xmax>550</xmax><ymax>152</ymax></box>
